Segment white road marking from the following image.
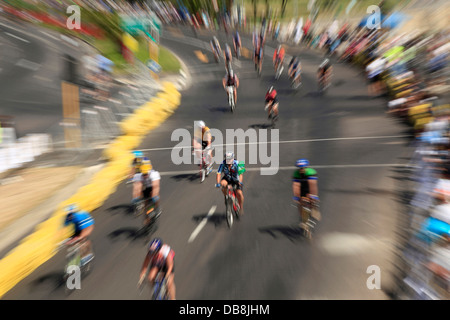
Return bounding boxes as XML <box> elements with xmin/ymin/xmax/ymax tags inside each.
<box><xmin>158</xmin><ymin>163</ymin><xmax>411</xmax><ymax>176</ymax></box>
<box><xmin>141</xmin><ymin>135</ymin><xmax>410</xmax><ymax>152</ymax></box>
<box><xmin>16</xmin><ymin>59</ymin><xmax>41</xmax><ymax>71</ymax></box>
<box><xmin>5</xmin><ymin>32</ymin><xmax>29</xmax><ymax>43</ymax></box>
<box><xmin>188</xmin><ymin>205</ymin><xmax>216</xmax><ymax>243</ymax></box>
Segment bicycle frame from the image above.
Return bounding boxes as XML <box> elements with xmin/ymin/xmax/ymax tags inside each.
<box><xmin>152</xmin><ymin>271</ymin><xmax>169</xmax><ymax>300</ymax></box>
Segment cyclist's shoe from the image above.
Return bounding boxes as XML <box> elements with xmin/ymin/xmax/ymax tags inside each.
<box><xmin>81</xmin><ymin>253</ymin><xmax>94</xmax><ymax>266</ymax></box>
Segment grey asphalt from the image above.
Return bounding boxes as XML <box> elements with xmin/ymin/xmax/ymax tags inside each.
<box><xmin>2</xmin><ymin>25</ymin><xmax>416</xmax><ymax>300</ymax></box>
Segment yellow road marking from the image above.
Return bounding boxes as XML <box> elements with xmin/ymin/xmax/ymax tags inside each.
<box><xmin>194</xmin><ymin>50</ymin><xmax>209</xmax><ymax>63</ymax></box>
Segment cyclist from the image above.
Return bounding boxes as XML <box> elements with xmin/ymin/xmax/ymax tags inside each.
<box><xmin>192</xmin><ymin>120</ymin><xmax>213</xmax><ymax>174</ymax></box>
<box><xmin>139</xmin><ymin>238</ymin><xmax>176</xmax><ymax>300</ymax></box>
<box><xmin>216</xmin><ymin>151</ymin><xmax>245</xmax><ymax>214</ymax></box>
<box><xmin>129</xmin><ymin>151</ymin><xmax>151</xmax><ymax>203</ymax></box>
<box><xmin>288</xmin><ymin>56</ymin><xmax>302</xmax><ymax>86</ymax></box>
<box><xmin>210</xmin><ymin>36</ymin><xmax>221</xmax><ymax>62</ymax></box>
<box><xmin>318</xmin><ymin>58</ymin><xmax>333</xmax><ymax>91</ymax></box>
<box><xmin>265</xmin><ymin>86</ymin><xmax>279</xmax><ymax>121</ymax></box>
<box><xmin>131</xmin><ymin>159</ymin><xmax>162</xmax><ymax>220</ymax></box>
<box><xmin>292</xmin><ymin>159</ymin><xmax>320</xmax><ymax>234</ymax></box>
<box><xmin>222</xmin><ymin>68</ymin><xmax>239</xmax><ymax>105</ymax></box>
<box><xmin>224</xmin><ymin>43</ymin><xmax>233</xmax><ymax>72</ymax></box>
<box><xmin>273</xmin><ymin>44</ymin><xmax>285</xmax><ymax>76</ymax></box>
<box><xmin>253</xmin><ymin>35</ymin><xmax>263</xmax><ymax>72</ymax></box>
<box><xmin>64</xmin><ymin>204</ymin><xmax>95</xmax><ymax>266</ymax></box>
<box><xmin>232</xmin><ymin>30</ymin><xmax>241</xmax><ymax>58</ymax></box>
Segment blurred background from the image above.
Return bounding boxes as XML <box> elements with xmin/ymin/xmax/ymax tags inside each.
<box><xmin>0</xmin><ymin>0</ymin><xmax>448</xmax><ymax>300</ymax></box>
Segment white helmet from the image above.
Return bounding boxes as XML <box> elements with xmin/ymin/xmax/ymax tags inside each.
<box><xmin>225</xmin><ymin>151</ymin><xmax>234</xmax><ymax>164</ymax></box>
<box><xmin>197</xmin><ymin>120</ymin><xmax>205</xmax><ymax>128</ymax></box>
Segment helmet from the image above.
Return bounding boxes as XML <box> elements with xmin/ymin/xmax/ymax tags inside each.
<box><xmin>225</xmin><ymin>151</ymin><xmax>234</xmax><ymax>164</ymax></box>
<box><xmin>277</xmin><ymin>45</ymin><xmax>282</xmax><ymax>51</ymax></box>
<box><xmin>149</xmin><ymin>238</ymin><xmax>162</xmax><ymax>253</ymax></box>
<box><xmin>268</xmin><ymin>86</ymin><xmax>274</xmax><ymax>93</ymax></box>
<box><xmin>296</xmin><ymin>159</ymin><xmax>309</xmax><ymax>168</ymax></box>
<box><xmin>296</xmin><ymin>159</ymin><xmax>310</xmax><ymax>168</ymax></box>
<box><xmin>197</xmin><ymin>120</ymin><xmax>205</xmax><ymax>128</ymax></box>
<box><xmin>141</xmin><ymin>158</ymin><xmax>152</xmax><ymax>173</ymax></box>
<box><xmin>65</xmin><ymin>204</ymin><xmax>79</xmax><ymax>215</ymax></box>
<box><xmin>133</xmin><ymin>150</ymin><xmax>144</xmax><ymax>158</ymax></box>
<box><xmin>229</xmin><ymin>69</ymin><xmax>234</xmax><ymax>78</ymax></box>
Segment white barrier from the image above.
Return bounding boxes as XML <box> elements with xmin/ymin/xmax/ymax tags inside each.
<box><xmin>0</xmin><ymin>134</ymin><xmax>53</xmax><ymax>174</ymax></box>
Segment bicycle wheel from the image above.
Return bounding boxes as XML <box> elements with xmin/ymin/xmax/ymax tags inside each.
<box><xmin>226</xmin><ymin>196</ymin><xmax>233</xmax><ymax>228</ymax></box>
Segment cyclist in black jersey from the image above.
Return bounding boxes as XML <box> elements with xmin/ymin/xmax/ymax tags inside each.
<box><xmin>222</xmin><ymin>68</ymin><xmax>239</xmax><ymax>104</ymax></box>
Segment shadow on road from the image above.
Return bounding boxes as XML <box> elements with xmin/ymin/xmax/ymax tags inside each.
<box><xmin>30</xmin><ymin>271</ymin><xmax>66</xmax><ymax>296</ymax></box>
<box><xmin>106</xmin><ymin>204</ymin><xmax>134</xmax><ymax>216</ymax></box>
<box><xmin>258</xmin><ymin>225</ymin><xmax>306</xmax><ymax>242</ymax></box>
<box><xmin>170</xmin><ymin>173</ymin><xmax>199</xmax><ymax>182</ymax></box>
<box><xmin>249</xmin><ymin>123</ymin><xmax>273</xmax><ymax>129</ymax></box>
<box><xmin>192</xmin><ymin>212</ymin><xmax>228</xmax><ymax>228</ymax></box>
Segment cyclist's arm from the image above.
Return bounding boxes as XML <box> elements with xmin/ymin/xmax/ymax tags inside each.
<box><xmin>216</xmin><ymin>164</ymin><xmax>224</xmax><ymax>184</ymax></box>
<box><xmin>292</xmin><ymin>181</ymin><xmax>301</xmax><ymax>200</ymax></box>
<box><xmin>222</xmin><ymin>77</ymin><xmax>227</xmax><ymax>89</ymax></box>
<box><xmin>235</xmin><ymin>76</ymin><xmax>239</xmax><ymax>88</ymax></box>
<box><xmin>307</xmin><ymin>177</ymin><xmax>318</xmax><ymax>198</ymax></box>
<box><xmin>139</xmin><ymin>252</ymin><xmax>152</xmax><ymax>282</ymax></box>
<box><xmin>166</xmin><ymin>252</ymin><xmax>174</xmax><ymax>275</ymax></box>
<box><xmin>78</xmin><ymin>224</ymin><xmax>94</xmax><ymax>240</ymax></box>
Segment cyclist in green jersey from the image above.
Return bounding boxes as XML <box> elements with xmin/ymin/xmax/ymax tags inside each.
<box><xmin>292</xmin><ymin>159</ymin><xmax>320</xmax><ymax>234</ymax></box>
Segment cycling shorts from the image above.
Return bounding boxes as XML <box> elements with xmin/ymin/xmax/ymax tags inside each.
<box><xmin>222</xmin><ymin>177</ymin><xmax>243</xmax><ymax>191</ymax></box>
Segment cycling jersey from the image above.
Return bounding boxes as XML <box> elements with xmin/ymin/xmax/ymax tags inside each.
<box><xmin>292</xmin><ymin>168</ymin><xmax>318</xmax><ymax>197</ymax></box>
<box><xmin>273</xmin><ymin>48</ymin><xmax>285</xmax><ymax>62</ymax></box>
<box><xmin>218</xmin><ymin>159</ymin><xmax>241</xmax><ymax>182</ymax></box>
<box><xmin>225</xmin><ymin>74</ymin><xmax>237</xmax><ymax>87</ymax></box>
<box><xmin>265</xmin><ymin>90</ymin><xmax>277</xmax><ymax>102</ymax></box>
<box><xmin>150</xmin><ymin>244</ymin><xmax>175</xmax><ymax>273</ymax></box>
<box><xmin>132</xmin><ymin>170</ymin><xmax>161</xmax><ymax>188</ymax></box>
<box><xmin>201</xmin><ymin>126</ymin><xmax>211</xmax><ymax>148</ymax></box>
<box><xmin>65</xmin><ymin>211</ymin><xmax>94</xmax><ymax>236</ymax></box>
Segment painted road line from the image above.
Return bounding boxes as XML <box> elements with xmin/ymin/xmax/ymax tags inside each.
<box><xmin>140</xmin><ymin>135</ymin><xmax>411</xmax><ymax>152</ymax></box>
<box><xmin>158</xmin><ymin>164</ymin><xmax>412</xmax><ymax>176</ymax></box>
<box><xmin>5</xmin><ymin>32</ymin><xmax>29</xmax><ymax>43</ymax></box>
<box><xmin>188</xmin><ymin>205</ymin><xmax>217</xmax><ymax>243</ymax></box>
<box><xmin>194</xmin><ymin>50</ymin><xmax>209</xmax><ymax>63</ymax></box>
<box><xmin>16</xmin><ymin>59</ymin><xmax>41</xmax><ymax>71</ymax></box>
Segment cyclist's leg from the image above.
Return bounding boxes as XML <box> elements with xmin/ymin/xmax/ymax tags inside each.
<box><xmin>220</xmin><ymin>179</ymin><xmax>229</xmax><ymax>197</ymax></box>
<box><xmin>236</xmin><ymin>185</ymin><xmax>244</xmax><ymax>211</ymax></box>
<box><xmin>166</xmin><ymin>271</ymin><xmax>176</xmax><ymax>300</ymax></box>
<box><xmin>132</xmin><ymin>178</ymin><xmax>143</xmax><ymax>203</ymax></box>
<box><xmin>147</xmin><ymin>265</ymin><xmax>158</xmax><ymax>285</ymax></box>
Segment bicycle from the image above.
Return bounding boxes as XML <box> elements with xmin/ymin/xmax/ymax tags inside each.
<box><xmin>140</xmin><ymin>198</ymin><xmax>161</xmax><ymax>235</ymax></box>
<box><xmin>197</xmin><ymin>146</ymin><xmax>213</xmax><ymax>183</ymax></box>
<box><xmin>61</xmin><ymin>238</ymin><xmax>94</xmax><ymax>294</ymax></box>
<box><xmin>227</xmin><ymin>85</ymin><xmax>236</xmax><ymax>112</ymax></box>
<box><xmin>296</xmin><ymin>196</ymin><xmax>320</xmax><ymax>239</ymax></box>
<box><xmin>291</xmin><ymin>68</ymin><xmax>302</xmax><ymax>90</ymax></box>
<box><xmin>275</xmin><ymin>60</ymin><xmax>284</xmax><ymax>80</ymax></box>
<box><xmin>265</xmin><ymin>102</ymin><xmax>278</xmax><ymax>128</ymax></box>
<box><xmin>222</xmin><ymin>183</ymin><xmax>240</xmax><ymax>228</ymax></box>
<box><xmin>152</xmin><ymin>271</ymin><xmax>169</xmax><ymax>300</ymax></box>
